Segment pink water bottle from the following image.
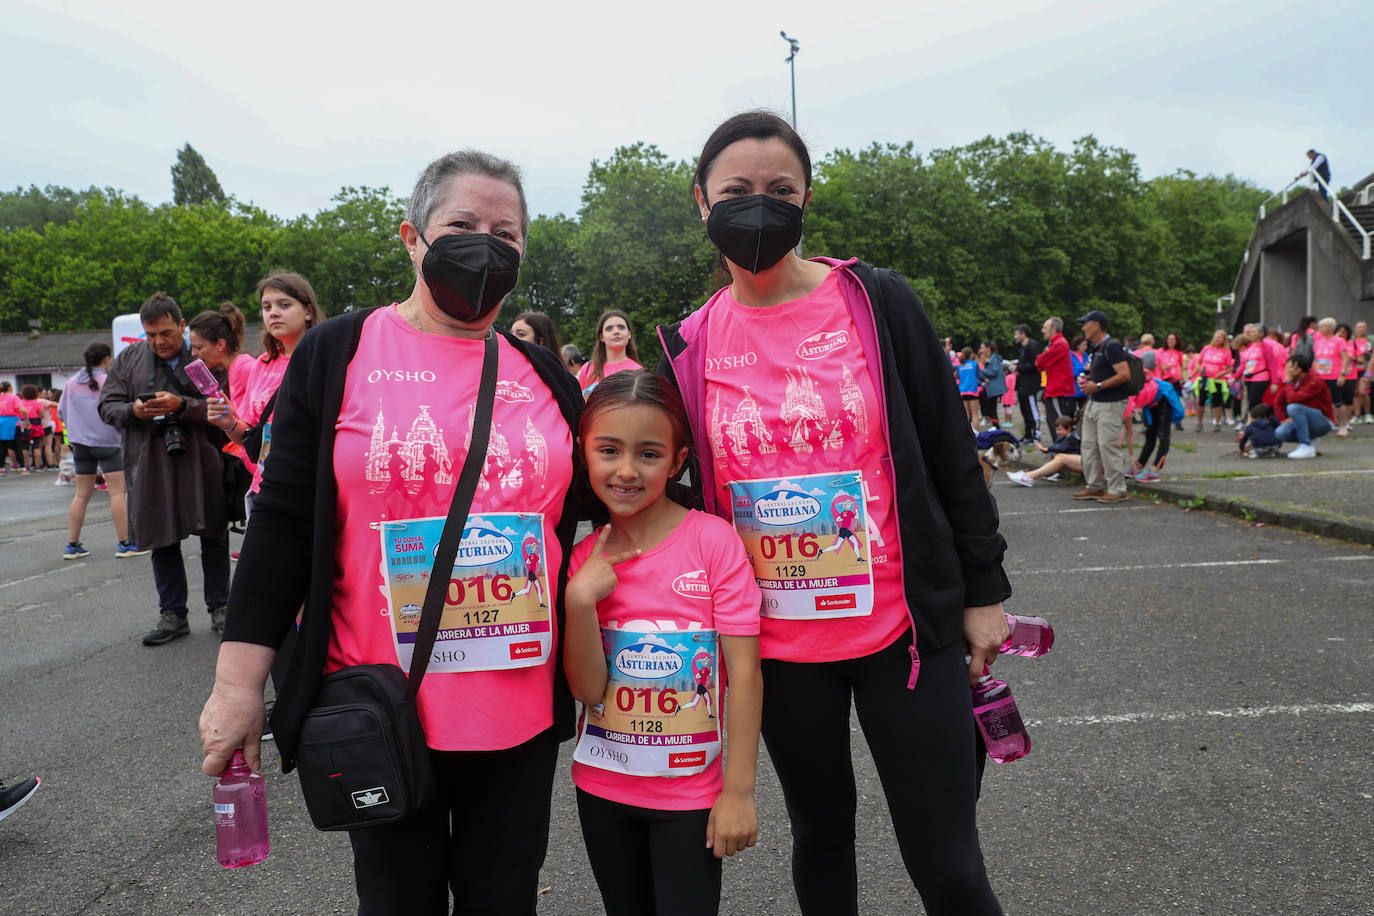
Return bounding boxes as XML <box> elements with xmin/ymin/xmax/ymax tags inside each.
<box><xmin>1000</xmin><ymin>614</ymin><xmax>1054</xmax><ymax>657</ymax></box>
<box><xmin>184</xmin><ymin>358</ymin><xmax>221</xmax><ymax>397</ymax></box>
<box><xmin>972</xmin><ymin>674</ymin><xmax>1031</xmax><ymax>763</ymax></box>
<box><xmin>214</xmin><ymin>749</ymin><xmax>269</xmax><ymax>868</ymax></box>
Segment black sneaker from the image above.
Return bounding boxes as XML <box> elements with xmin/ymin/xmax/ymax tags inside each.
<box><xmin>0</xmin><ymin>777</ymin><xmax>40</xmax><ymax>822</ymax></box>
<box><xmin>209</xmin><ymin>605</ymin><xmax>228</xmax><ymax>636</ymax></box>
<box><xmin>142</xmin><ymin>612</ymin><xmax>190</xmax><ymax>646</ymax></box>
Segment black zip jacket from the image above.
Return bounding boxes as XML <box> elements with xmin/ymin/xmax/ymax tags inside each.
<box><xmin>222</xmin><ymin>308</ymin><xmax>587</xmax><ymax>770</ymax></box>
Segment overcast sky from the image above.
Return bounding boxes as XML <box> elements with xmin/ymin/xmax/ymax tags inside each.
<box><xmin>4</xmin><ymin>0</ymin><xmax>1369</xmax><ymax>221</ymax></box>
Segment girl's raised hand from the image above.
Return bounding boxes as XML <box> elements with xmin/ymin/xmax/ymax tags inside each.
<box><xmin>567</xmin><ymin>526</ymin><xmax>640</xmax><ymax>607</ymax></box>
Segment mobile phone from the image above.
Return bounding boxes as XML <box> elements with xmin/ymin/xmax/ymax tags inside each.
<box><xmin>136</xmin><ymin>391</ymin><xmax>158</xmax><ymax>402</ymax></box>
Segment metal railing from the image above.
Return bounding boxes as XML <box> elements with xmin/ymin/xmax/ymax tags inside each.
<box><xmin>1259</xmin><ymin>171</ymin><xmax>1372</xmax><ymax>259</ymax></box>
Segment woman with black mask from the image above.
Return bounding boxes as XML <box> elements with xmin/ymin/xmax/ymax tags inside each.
<box><xmin>199</xmin><ymin>150</ymin><xmax>588</xmax><ymax>913</ymax></box>
<box><xmin>658</xmin><ymin>110</ymin><xmax>1009</xmax><ymax>916</ymax></box>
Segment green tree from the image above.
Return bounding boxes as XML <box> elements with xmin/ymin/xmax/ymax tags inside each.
<box><xmin>0</xmin><ymin>184</ymin><xmax>97</xmax><ymax>233</ymax></box>
<box><xmin>570</xmin><ymin>143</ymin><xmax>717</xmax><ymax>366</ymax></box>
<box><xmin>171</xmin><ymin>143</ymin><xmax>227</xmax><ymax>207</ymax></box>
<box><xmin>508</xmin><ymin>213</ymin><xmax>582</xmax><ymax>338</ymax></box>
<box><xmin>269</xmin><ymin>186</ymin><xmax>411</xmax><ymax>314</ymax></box>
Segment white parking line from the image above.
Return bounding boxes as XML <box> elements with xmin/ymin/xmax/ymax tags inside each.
<box><xmin>1028</xmin><ymin>702</ymin><xmax>1374</xmax><ymax>728</ymax></box>
<box><xmin>1011</xmin><ymin>555</ymin><xmax>1367</xmax><ymax>574</ymax></box>
<box><xmin>1000</xmin><ymin>506</ymin><xmax>1148</xmax><ymax>516</ymax></box>
<box><xmin>0</xmin><ymin>572</ymin><xmax>46</xmax><ymax>591</ymax></box>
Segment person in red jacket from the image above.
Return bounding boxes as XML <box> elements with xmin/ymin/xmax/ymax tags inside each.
<box><xmin>1035</xmin><ymin>316</ymin><xmax>1076</xmax><ymax>429</ymax></box>
<box><xmin>1272</xmin><ymin>352</ymin><xmax>1335</xmax><ymax>459</ymax></box>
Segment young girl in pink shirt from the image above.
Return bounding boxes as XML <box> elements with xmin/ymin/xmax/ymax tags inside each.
<box><xmin>565</xmin><ymin>370</ymin><xmax>763</xmax><ymax>916</ymax></box>
<box><xmin>577</xmin><ymin>309</ymin><xmax>644</xmax><ymax>398</ymax></box>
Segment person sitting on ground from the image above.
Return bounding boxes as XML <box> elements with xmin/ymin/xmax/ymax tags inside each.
<box><xmin>1238</xmin><ymin>404</ymin><xmax>1282</xmax><ymax>458</ymax></box>
<box><xmin>1006</xmin><ymin>416</ymin><xmax>1081</xmax><ymax>487</ymax></box>
<box><xmin>1272</xmin><ymin>352</ymin><xmax>1335</xmax><ymax>460</ymax></box>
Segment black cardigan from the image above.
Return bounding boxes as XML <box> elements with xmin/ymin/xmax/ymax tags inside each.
<box><xmin>657</xmin><ymin>260</ymin><xmax>1011</xmax><ymax>654</ymax></box>
<box><xmin>223</xmin><ymin>309</ymin><xmax>588</xmax><ymax>770</ymax></box>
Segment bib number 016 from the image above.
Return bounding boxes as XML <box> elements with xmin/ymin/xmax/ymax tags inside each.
<box><xmin>615</xmin><ymin>686</ymin><xmax>678</xmax><ymax>715</ymax></box>
<box><xmin>446</xmin><ymin>573</ymin><xmax>514</xmax><ymax>605</ymax></box>
<box><xmin>758</xmin><ymin>532</ymin><xmax>821</xmax><ymax>560</ymax></box>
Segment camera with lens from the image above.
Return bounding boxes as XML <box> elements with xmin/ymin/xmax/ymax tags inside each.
<box><xmin>159</xmin><ymin>419</ymin><xmax>187</xmax><ymax>456</ymax></box>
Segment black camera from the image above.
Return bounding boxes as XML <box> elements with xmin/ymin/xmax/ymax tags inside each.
<box><xmin>160</xmin><ymin>419</ymin><xmax>187</xmax><ymax>456</ymax></box>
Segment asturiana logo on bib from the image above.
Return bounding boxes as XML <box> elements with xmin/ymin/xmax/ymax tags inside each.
<box><xmin>614</xmin><ymin>635</ymin><xmax>684</xmax><ymax>679</ymax></box>
<box><xmin>452</xmin><ymin>517</ymin><xmax>515</xmax><ymax>568</ymax></box>
<box><xmin>797</xmin><ymin>330</ymin><xmax>848</xmax><ymax>360</ymax></box>
<box><xmin>495</xmin><ymin>380</ymin><xmax>533</xmax><ymax>403</ymax></box>
<box><xmin>754</xmin><ymin>483</ymin><xmax>822</xmax><ymax>527</ymax></box>
<box><xmin>671</xmin><ymin>570</ymin><xmax>711</xmax><ymax>600</ymax></box>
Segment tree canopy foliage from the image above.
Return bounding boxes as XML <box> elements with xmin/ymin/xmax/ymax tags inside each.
<box><xmin>1</xmin><ymin>134</ymin><xmax>1267</xmax><ymax>356</ymax></box>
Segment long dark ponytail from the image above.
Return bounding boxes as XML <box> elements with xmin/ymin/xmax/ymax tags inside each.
<box><xmin>83</xmin><ymin>342</ymin><xmax>112</xmax><ymax>390</ymax></box>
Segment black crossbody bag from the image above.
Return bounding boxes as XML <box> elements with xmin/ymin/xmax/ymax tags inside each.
<box><xmin>293</xmin><ymin>332</ymin><xmax>498</xmax><ymax>831</ymax></box>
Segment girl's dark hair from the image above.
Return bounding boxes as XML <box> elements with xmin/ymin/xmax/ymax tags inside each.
<box><xmin>1249</xmin><ymin>403</ymin><xmax>1273</xmax><ymax>419</ymax></box>
<box><xmin>587</xmin><ymin>310</ymin><xmax>640</xmax><ymax>385</ymax></box>
<box><xmin>257</xmin><ymin>271</ymin><xmax>322</xmax><ymax>360</ymax></box>
<box><xmin>981</xmin><ymin>340</ymin><xmax>999</xmax><ymax>354</ymax></box>
<box><xmin>1336</xmin><ymin>322</ymin><xmax>1352</xmax><ymax>339</ymax></box>
<box><xmin>1055</xmin><ymin>414</ymin><xmax>1076</xmax><ymax>430</ymax></box>
<box><xmin>579</xmin><ymin>370</ymin><xmax>691</xmax><ymax>471</ymax></box>
<box><xmin>693</xmin><ymin>110</ymin><xmax>812</xmax><ymax>203</ymax></box>
<box><xmin>960</xmin><ymin>347</ymin><xmax>975</xmax><ymax>361</ymax></box>
<box><xmin>1295</xmin><ymin>315</ymin><xmax>1318</xmax><ymax>336</ymax></box>
<box><xmin>189</xmin><ymin>301</ymin><xmax>246</xmax><ymax>354</ymax></box>
<box><xmin>512</xmin><ymin>311</ymin><xmax>562</xmax><ymax>355</ymax></box>
<box><xmin>20</xmin><ymin>384</ymin><xmax>39</xmax><ymax>400</ymax></box>
<box><xmin>83</xmin><ymin>342</ymin><xmax>112</xmax><ymax>390</ymax></box>
<box><xmin>1164</xmin><ymin>332</ymin><xmax>1183</xmax><ymax>351</ymax></box>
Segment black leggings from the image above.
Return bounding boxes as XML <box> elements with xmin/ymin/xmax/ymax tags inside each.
<box><xmin>576</xmin><ymin>789</ymin><xmax>721</xmax><ymax>916</ymax></box>
<box><xmin>1137</xmin><ymin>402</ymin><xmax>1173</xmax><ymax>468</ymax></box>
<box><xmin>346</xmin><ymin>728</ymin><xmax>559</xmax><ymax>915</ymax></box>
<box><xmin>760</xmin><ymin>635</ymin><xmax>1001</xmax><ymax>916</ymax></box>
<box><xmin>1016</xmin><ymin>386</ymin><xmax>1040</xmax><ymax>438</ymax></box>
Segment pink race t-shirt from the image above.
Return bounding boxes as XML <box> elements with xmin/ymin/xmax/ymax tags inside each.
<box><xmin>240</xmin><ymin>353</ymin><xmax>290</xmax><ymax>492</ymax></box>
<box><xmin>1312</xmin><ymin>334</ymin><xmax>1346</xmax><ymax>381</ymax></box>
<box><xmin>228</xmin><ymin>352</ymin><xmax>255</xmax><ymax>405</ymax></box>
<box><xmin>1350</xmin><ymin>338</ymin><xmax>1370</xmax><ymax>379</ymax></box>
<box><xmin>0</xmin><ymin>392</ymin><xmax>20</xmax><ymax>417</ymax></box>
<box><xmin>327</xmin><ymin>306</ymin><xmax>574</xmax><ymax>751</ymax></box>
<box><xmin>1155</xmin><ymin>349</ymin><xmax>1183</xmax><ymax>382</ymax></box>
<box><xmin>703</xmin><ymin>268</ymin><xmax>909</xmax><ymax>664</ymax></box>
<box><xmin>1199</xmin><ymin>345</ymin><xmax>1231</xmax><ymax>379</ymax></box>
<box><xmin>569</xmin><ymin>511</ymin><xmax>761</xmax><ymax>810</ymax></box>
<box><xmin>577</xmin><ymin>357</ymin><xmax>643</xmax><ymax>396</ymax></box>
<box><xmin>1240</xmin><ymin>341</ymin><xmax>1269</xmax><ymax>381</ymax></box>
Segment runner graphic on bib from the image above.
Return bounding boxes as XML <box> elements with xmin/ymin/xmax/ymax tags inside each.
<box><xmin>573</xmin><ymin>629</ymin><xmax>721</xmax><ymax>778</ymax></box>
<box><xmin>378</xmin><ymin>512</ymin><xmax>551</xmax><ymax>672</ymax></box>
<box><xmin>728</xmin><ymin>471</ymin><xmax>874</xmax><ymax>620</ymax></box>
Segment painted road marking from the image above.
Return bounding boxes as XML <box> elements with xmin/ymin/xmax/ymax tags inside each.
<box><xmin>1028</xmin><ymin>702</ymin><xmax>1374</xmax><ymax>728</ymax></box>
<box><xmin>1011</xmin><ymin>556</ymin><xmax>1367</xmax><ymax>574</ymax></box>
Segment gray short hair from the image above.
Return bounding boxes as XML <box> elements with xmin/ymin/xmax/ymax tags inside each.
<box><xmin>1243</xmin><ymin>323</ymin><xmax>1261</xmax><ymax>335</ymax></box>
<box><xmin>1045</xmin><ymin>317</ymin><xmax>1063</xmax><ymax>332</ymax></box>
<box><xmin>1317</xmin><ymin>316</ymin><xmax>1337</xmax><ymax>332</ymax></box>
<box><xmin>406</xmin><ymin>149</ymin><xmax>530</xmax><ymax>238</ymax></box>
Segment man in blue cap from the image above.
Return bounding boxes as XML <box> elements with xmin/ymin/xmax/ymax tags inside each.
<box><xmin>1073</xmin><ymin>309</ymin><xmax>1132</xmax><ymax>503</ymax></box>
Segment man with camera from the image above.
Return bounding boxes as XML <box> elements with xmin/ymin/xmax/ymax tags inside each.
<box><xmin>99</xmin><ymin>293</ymin><xmax>231</xmax><ymax>646</ymax></box>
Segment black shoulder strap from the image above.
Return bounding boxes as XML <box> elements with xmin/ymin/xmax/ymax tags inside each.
<box><xmin>406</xmin><ymin>331</ymin><xmax>498</xmax><ymax>696</ymax></box>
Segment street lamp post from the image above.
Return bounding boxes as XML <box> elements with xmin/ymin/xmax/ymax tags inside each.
<box><xmin>780</xmin><ymin>31</ymin><xmax>799</xmax><ymax>129</ymax></box>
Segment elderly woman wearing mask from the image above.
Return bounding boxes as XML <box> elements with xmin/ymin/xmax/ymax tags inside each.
<box><xmin>199</xmin><ymin>150</ymin><xmax>586</xmax><ymax>914</ymax></box>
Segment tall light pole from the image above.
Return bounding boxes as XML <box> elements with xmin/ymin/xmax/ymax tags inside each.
<box><xmin>780</xmin><ymin>31</ymin><xmax>799</xmax><ymax>129</ymax></box>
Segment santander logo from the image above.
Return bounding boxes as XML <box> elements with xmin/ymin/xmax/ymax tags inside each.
<box><xmin>495</xmin><ymin>380</ymin><xmax>533</xmax><ymax>403</ymax></box>
<box><xmin>797</xmin><ymin>330</ymin><xmax>849</xmax><ymax>360</ymax></box>
<box><xmin>671</xmin><ymin>570</ymin><xmax>711</xmax><ymax>601</ymax></box>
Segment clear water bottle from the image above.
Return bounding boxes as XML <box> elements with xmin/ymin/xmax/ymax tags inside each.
<box><xmin>214</xmin><ymin>749</ymin><xmax>269</xmax><ymax>868</ymax></box>
<box><xmin>972</xmin><ymin>674</ymin><xmax>1031</xmax><ymax>763</ymax></box>
<box><xmin>1000</xmin><ymin>614</ymin><xmax>1054</xmax><ymax>657</ymax></box>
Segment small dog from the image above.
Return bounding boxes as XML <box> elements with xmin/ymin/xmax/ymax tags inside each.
<box><xmin>974</xmin><ymin>429</ymin><xmax>1022</xmax><ymax>489</ymax></box>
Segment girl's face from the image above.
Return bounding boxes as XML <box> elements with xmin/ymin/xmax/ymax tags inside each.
<box><xmin>261</xmin><ymin>287</ymin><xmax>312</xmax><ymax>344</ymax></box>
<box><xmin>1166</xmin><ymin>334</ymin><xmax>1179</xmax><ymax>349</ymax></box>
<box><xmin>188</xmin><ymin>330</ymin><xmax>229</xmax><ymax>368</ymax></box>
<box><xmin>1211</xmin><ymin>330</ymin><xmax>1227</xmax><ymax>348</ymax></box>
<box><xmin>600</xmin><ymin>316</ymin><xmax>631</xmax><ymax>351</ymax></box>
<box><xmin>695</xmin><ymin>136</ymin><xmax>810</xmax><ymax>220</ymax></box>
<box><xmin>511</xmin><ymin>319</ymin><xmax>536</xmax><ymax>344</ymax></box>
<box><xmin>583</xmin><ymin>403</ymin><xmax>687</xmax><ymax>520</ymax></box>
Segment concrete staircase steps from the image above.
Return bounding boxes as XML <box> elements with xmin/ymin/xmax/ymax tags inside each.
<box><xmin>1346</xmin><ymin>203</ymin><xmax>1374</xmax><ymax>251</ymax></box>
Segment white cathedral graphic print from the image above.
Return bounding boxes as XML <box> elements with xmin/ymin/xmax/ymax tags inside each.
<box><xmin>365</xmin><ymin>399</ymin><xmax>550</xmax><ymax>500</ymax></box>
<box><xmin>713</xmin><ymin>362</ymin><xmax>871</xmax><ymax>476</ymax></box>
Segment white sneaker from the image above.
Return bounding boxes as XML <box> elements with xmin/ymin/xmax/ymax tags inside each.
<box><xmin>1287</xmin><ymin>444</ymin><xmax>1317</xmax><ymax>459</ymax></box>
<box><xmin>1006</xmin><ymin>471</ymin><xmax>1034</xmax><ymax>487</ymax></box>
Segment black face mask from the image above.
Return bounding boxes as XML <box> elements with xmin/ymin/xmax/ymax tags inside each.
<box><xmin>704</xmin><ymin>194</ymin><xmax>804</xmax><ymax>274</ymax></box>
<box><xmin>417</xmin><ymin>231</ymin><xmax>521</xmax><ymax>322</ymax></box>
